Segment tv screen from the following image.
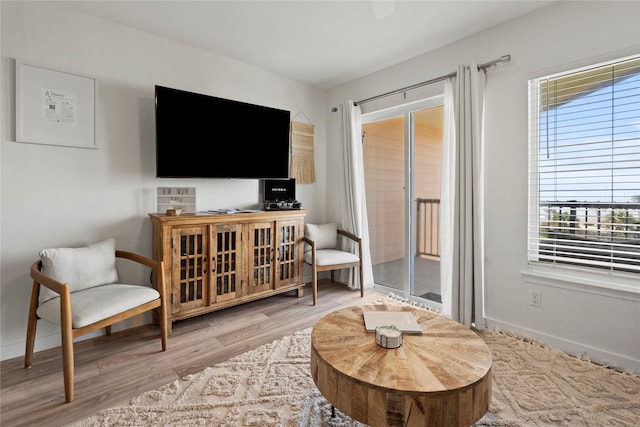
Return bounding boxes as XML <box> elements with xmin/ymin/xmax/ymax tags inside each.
<box><xmin>155</xmin><ymin>85</ymin><xmax>291</xmax><ymax>179</ymax></box>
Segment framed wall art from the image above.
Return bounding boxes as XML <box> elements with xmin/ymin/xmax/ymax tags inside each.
<box><xmin>16</xmin><ymin>60</ymin><xmax>96</xmax><ymax>149</ymax></box>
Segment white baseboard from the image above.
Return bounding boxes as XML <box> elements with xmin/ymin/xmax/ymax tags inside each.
<box><xmin>2</xmin><ymin>340</ymin><xmax>35</xmax><ymax>361</ymax></box>
<box><xmin>1</xmin><ymin>330</ymin><xmax>103</xmax><ymax>362</ymax></box>
<box><xmin>484</xmin><ymin>316</ymin><xmax>640</xmax><ymax>375</ymax></box>
<box><xmin>1</xmin><ymin>314</ymin><xmax>150</xmax><ymax>362</ymax></box>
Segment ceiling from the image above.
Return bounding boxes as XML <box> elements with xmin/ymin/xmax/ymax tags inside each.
<box><xmin>56</xmin><ymin>1</ymin><xmax>555</xmax><ymax>90</ymax></box>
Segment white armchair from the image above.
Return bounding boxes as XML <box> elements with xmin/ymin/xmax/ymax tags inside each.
<box><xmin>24</xmin><ymin>238</ymin><xmax>168</xmax><ymax>403</ymax></box>
<box><xmin>303</xmin><ymin>223</ymin><xmax>363</xmax><ymax>305</ymax></box>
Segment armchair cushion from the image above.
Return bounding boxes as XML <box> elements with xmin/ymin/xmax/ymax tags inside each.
<box><xmin>304</xmin><ymin>249</ymin><xmax>360</xmax><ymax>267</ymax></box>
<box><xmin>36</xmin><ymin>284</ymin><xmax>160</xmax><ymax>328</ymax></box>
<box><xmin>39</xmin><ymin>238</ymin><xmax>119</xmax><ymax>304</ymax></box>
<box><xmin>305</xmin><ymin>223</ymin><xmax>338</xmax><ymax>249</ymax></box>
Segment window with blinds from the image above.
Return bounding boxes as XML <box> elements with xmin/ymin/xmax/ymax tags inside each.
<box><xmin>528</xmin><ymin>54</ymin><xmax>640</xmax><ymax>274</ymax></box>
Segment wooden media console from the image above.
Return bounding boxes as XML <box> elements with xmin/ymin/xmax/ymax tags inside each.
<box><xmin>149</xmin><ymin>210</ymin><xmax>307</xmax><ymax>332</ymax></box>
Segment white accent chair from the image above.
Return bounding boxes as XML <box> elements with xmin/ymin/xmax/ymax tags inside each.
<box><xmin>24</xmin><ymin>238</ymin><xmax>168</xmax><ymax>403</ymax></box>
<box><xmin>304</xmin><ymin>223</ymin><xmax>364</xmax><ymax>305</ymax></box>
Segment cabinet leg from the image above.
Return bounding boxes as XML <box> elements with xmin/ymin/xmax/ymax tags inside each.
<box><xmin>296</xmin><ymin>286</ymin><xmax>304</xmax><ymax>298</ymax></box>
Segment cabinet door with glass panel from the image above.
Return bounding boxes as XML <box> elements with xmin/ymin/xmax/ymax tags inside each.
<box><xmin>248</xmin><ymin>221</ymin><xmax>276</xmax><ymax>294</ymax></box>
<box><xmin>275</xmin><ymin>218</ymin><xmax>304</xmax><ymax>288</ymax></box>
<box><xmin>210</xmin><ymin>223</ymin><xmax>244</xmax><ymax>304</ymax></box>
<box><xmin>171</xmin><ymin>226</ymin><xmax>210</xmax><ymax>315</ymax></box>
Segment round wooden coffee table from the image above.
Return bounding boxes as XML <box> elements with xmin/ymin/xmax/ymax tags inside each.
<box><xmin>310</xmin><ymin>304</ymin><xmax>492</xmax><ymax>427</ymax></box>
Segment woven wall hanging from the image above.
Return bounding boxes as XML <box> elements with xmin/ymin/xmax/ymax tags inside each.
<box><xmin>290</xmin><ymin>121</ymin><xmax>315</xmax><ymax>183</ymax></box>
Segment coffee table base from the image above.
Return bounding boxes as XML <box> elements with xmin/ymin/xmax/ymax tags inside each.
<box><xmin>313</xmin><ymin>352</ymin><xmax>491</xmax><ymax>426</ymax></box>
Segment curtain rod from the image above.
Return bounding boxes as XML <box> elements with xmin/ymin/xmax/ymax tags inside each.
<box><xmin>331</xmin><ymin>54</ymin><xmax>511</xmax><ymax>111</ymax></box>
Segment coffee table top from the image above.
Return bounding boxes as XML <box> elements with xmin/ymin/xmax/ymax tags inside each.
<box><xmin>311</xmin><ymin>303</ymin><xmax>492</xmax><ymax>395</ymax></box>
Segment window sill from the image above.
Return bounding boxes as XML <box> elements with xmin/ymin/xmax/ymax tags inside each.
<box><xmin>521</xmin><ymin>264</ymin><xmax>640</xmax><ymax>302</ymax></box>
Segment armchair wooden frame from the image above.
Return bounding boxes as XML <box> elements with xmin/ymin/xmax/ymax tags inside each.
<box><xmin>304</xmin><ymin>229</ymin><xmax>364</xmax><ymax>305</ymax></box>
<box><xmin>24</xmin><ymin>250</ymin><xmax>168</xmax><ymax>403</ymax></box>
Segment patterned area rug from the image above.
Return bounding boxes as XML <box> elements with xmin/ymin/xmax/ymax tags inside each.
<box><xmin>72</xmin><ymin>321</ymin><xmax>640</xmax><ymax>426</ymax></box>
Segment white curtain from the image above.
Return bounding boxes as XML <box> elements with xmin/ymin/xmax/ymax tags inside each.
<box><xmin>440</xmin><ymin>65</ymin><xmax>486</xmax><ymax>328</ymax></box>
<box><xmin>338</xmin><ymin>100</ymin><xmax>374</xmax><ymax>289</ymax></box>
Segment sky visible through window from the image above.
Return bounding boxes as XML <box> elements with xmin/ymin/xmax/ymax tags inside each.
<box><xmin>538</xmin><ymin>71</ymin><xmax>640</xmax><ymax>204</ymax></box>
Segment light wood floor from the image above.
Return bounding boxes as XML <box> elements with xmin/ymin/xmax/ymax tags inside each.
<box><xmin>1</xmin><ymin>281</ymin><xmax>382</xmax><ymax>427</ymax></box>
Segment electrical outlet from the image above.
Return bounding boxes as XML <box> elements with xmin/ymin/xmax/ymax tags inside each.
<box><xmin>529</xmin><ymin>290</ymin><xmax>542</xmax><ymax>307</ymax></box>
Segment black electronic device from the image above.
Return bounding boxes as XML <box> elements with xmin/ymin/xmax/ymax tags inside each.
<box><xmin>262</xmin><ymin>178</ymin><xmax>295</xmax><ymax>201</ymax></box>
<box><xmin>155</xmin><ymin>85</ymin><xmax>291</xmax><ymax>179</ymax></box>
<box><xmin>262</xmin><ymin>179</ymin><xmax>301</xmax><ymax>210</ymax></box>
<box><xmin>264</xmin><ymin>200</ymin><xmax>302</xmax><ymax>211</ymax></box>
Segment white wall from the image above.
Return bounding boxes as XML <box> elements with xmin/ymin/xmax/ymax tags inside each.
<box><xmin>327</xmin><ymin>1</ymin><xmax>640</xmax><ymax>373</ymax></box>
<box><xmin>1</xmin><ymin>1</ymin><xmax>328</xmax><ymax>360</ymax></box>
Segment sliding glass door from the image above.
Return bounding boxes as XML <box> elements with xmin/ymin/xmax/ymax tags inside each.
<box><xmin>362</xmin><ymin>98</ymin><xmax>444</xmax><ymax>305</ymax></box>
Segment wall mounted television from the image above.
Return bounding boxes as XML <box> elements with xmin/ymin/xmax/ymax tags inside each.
<box><xmin>155</xmin><ymin>85</ymin><xmax>291</xmax><ymax>179</ymax></box>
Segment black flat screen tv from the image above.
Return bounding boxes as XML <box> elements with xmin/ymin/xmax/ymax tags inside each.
<box><xmin>155</xmin><ymin>85</ymin><xmax>291</xmax><ymax>179</ymax></box>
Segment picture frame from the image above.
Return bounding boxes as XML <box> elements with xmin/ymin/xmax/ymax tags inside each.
<box><xmin>16</xmin><ymin>60</ymin><xmax>97</xmax><ymax>149</ymax></box>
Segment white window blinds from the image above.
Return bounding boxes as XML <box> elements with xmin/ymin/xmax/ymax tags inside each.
<box><xmin>528</xmin><ymin>55</ymin><xmax>640</xmax><ymax>274</ymax></box>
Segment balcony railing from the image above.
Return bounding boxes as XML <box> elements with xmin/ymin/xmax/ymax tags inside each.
<box><xmin>415</xmin><ymin>199</ymin><xmax>640</xmax><ymax>271</ymax></box>
<box><xmin>537</xmin><ymin>201</ymin><xmax>640</xmax><ymax>272</ymax></box>
<box><xmin>540</xmin><ymin>201</ymin><xmax>640</xmax><ymax>238</ymax></box>
<box><xmin>416</xmin><ymin>198</ymin><xmax>440</xmax><ymax>258</ymax></box>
